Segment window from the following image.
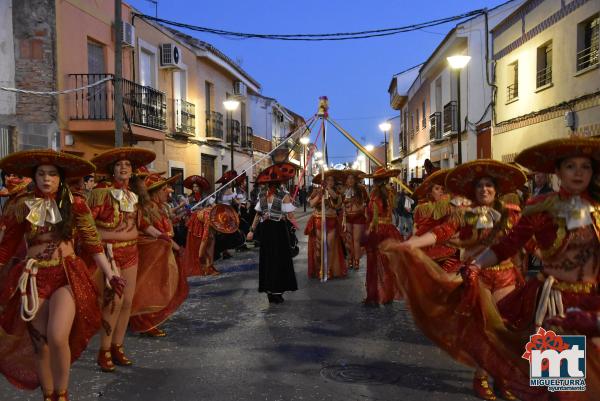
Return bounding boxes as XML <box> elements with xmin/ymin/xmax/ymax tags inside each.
<box><xmin>410</xmin><ymin>113</ymin><xmax>414</xmax><ymax>137</ymax></box>
<box><xmin>87</xmin><ymin>41</ymin><xmax>107</xmax><ymax>118</ymax></box>
<box><xmin>139</xmin><ymin>48</ymin><xmax>156</xmax><ymax>87</ymax></box>
<box><xmin>205</xmin><ymin>81</ymin><xmax>214</xmax><ymax>112</ymax></box>
<box><xmin>422</xmin><ymin>100</ymin><xmax>427</xmax><ymax>127</ymax></box>
<box><xmin>536</xmin><ymin>42</ymin><xmax>552</xmax><ymax>87</ymax></box>
<box><xmin>415</xmin><ymin>109</ymin><xmax>420</xmax><ymax>131</ymax></box>
<box><xmin>577</xmin><ymin>15</ymin><xmax>599</xmax><ymax>71</ymax></box>
<box><xmin>507</xmin><ymin>61</ymin><xmax>518</xmax><ymax>101</ymax></box>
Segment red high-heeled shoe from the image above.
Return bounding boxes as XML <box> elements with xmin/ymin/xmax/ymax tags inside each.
<box><xmin>473</xmin><ymin>374</ymin><xmax>496</xmax><ymax>400</ymax></box>
<box><xmin>97</xmin><ymin>348</ymin><xmax>115</xmax><ymax>372</ymax></box>
<box><xmin>55</xmin><ymin>390</ymin><xmax>69</xmax><ymax>401</ymax></box>
<box><xmin>41</xmin><ymin>389</ymin><xmax>54</xmax><ymax>401</ymax></box>
<box><xmin>111</xmin><ymin>343</ymin><xmax>133</xmax><ymax>366</ymax></box>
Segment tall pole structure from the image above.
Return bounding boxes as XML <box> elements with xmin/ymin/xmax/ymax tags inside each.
<box><xmin>229</xmin><ymin>111</ymin><xmax>235</xmax><ymax>170</ymax></box>
<box><xmin>456</xmin><ymin>69</ymin><xmax>462</xmax><ymax>165</ymax></box>
<box><xmin>318</xmin><ymin>96</ymin><xmax>328</xmax><ymax>283</ymax></box>
<box><xmin>114</xmin><ymin>0</ymin><xmax>123</xmax><ymax>147</ymax></box>
<box><xmin>303</xmin><ymin>145</ymin><xmax>307</xmax><ymax>212</ymax></box>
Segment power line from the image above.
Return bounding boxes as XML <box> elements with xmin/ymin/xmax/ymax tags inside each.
<box><xmin>133</xmin><ymin>9</ymin><xmax>485</xmax><ymax>41</ymax></box>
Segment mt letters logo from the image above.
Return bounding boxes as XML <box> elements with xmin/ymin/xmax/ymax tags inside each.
<box><xmin>522</xmin><ymin>327</ymin><xmax>586</xmax><ymax>392</ymax></box>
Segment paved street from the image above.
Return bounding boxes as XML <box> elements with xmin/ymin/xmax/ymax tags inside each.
<box><xmin>2</xmin><ymin>211</ymin><xmax>479</xmax><ymax>401</ymax></box>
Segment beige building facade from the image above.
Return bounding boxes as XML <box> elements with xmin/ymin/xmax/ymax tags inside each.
<box><xmin>492</xmin><ymin>0</ymin><xmax>600</xmax><ymax>162</ymax></box>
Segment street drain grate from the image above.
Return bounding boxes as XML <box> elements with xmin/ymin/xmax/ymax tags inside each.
<box><xmin>320</xmin><ymin>364</ymin><xmax>399</xmax><ymax>385</ymax></box>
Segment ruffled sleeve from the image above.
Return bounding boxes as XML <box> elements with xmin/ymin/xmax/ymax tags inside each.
<box><xmin>0</xmin><ymin>212</ymin><xmax>26</xmax><ymax>265</ymax></box>
<box><xmin>72</xmin><ymin>195</ymin><xmax>104</xmax><ymax>255</ymax></box>
<box><xmin>282</xmin><ymin>202</ymin><xmax>296</xmax><ymax>213</ymax></box>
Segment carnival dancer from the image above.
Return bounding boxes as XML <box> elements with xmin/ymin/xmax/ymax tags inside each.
<box><xmin>305</xmin><ymin>171</ymin><xmax>347</xmax><ymax>279</ymax></box>
<box><xmin>0</xmin><ymin>150</ymin><xmax>123</xmax><ymax>401</ymax></box>
<box><xmin>341</xmin><ymin>170</ymin><xmax>368</xmax><ymax>270</ymax></box>
<box><xmin>364</xmin><ymin>167</ymin><xmax>403</xmax><ymax>305</ymax></box>
<box><xmin>247</xmin><ymin>162</ymin><xmax>298</xmax><ymax>303</ymax></box>
<box><xmin>467</xmin><ymin>138</ymin><xmax>600</xmax><ymax>401</ymax></box>
<box><xmin>129</xmin><ymin>173</ymin><xmax>189</xmax><ymax>338</ymax></box>
<box><xmin>410</xmin><ymin>169</ymin><xmax>461</xmax><ymax>273</ymax></box>
<box><xmin>381</xmin><ymin>159</ymin><xmax>527</xmax><ymax>400</ymax></box>
<box><xmin>87</xmin><ymin>147</ymin><xmax>161</xmax><ymax>372</ymax></box>
<box><xmin>215</xmin><ymin>170</ymin><xmax>246</xmax><ymax>259</ymax></box>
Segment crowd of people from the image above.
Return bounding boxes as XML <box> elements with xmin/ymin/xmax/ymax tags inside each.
<box><xmin>0</xmin><ymin>135</ymin><xmax>598</xmax><ymax>401</ymax></box>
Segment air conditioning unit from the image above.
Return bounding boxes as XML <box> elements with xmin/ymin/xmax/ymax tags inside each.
<box><xmin>121</xmin><ymin>22</ymin><xmax>135</xmax><ymax>48</ymax></box>
<box><xmin>233</xmin><ymin>81</ymin><xmax>247</xmax><ymax>97</ymax></box>
<box><xmin>160</xmin><ymin>43</ymin><xmax>182</xmax><ymax>69</ymax></box>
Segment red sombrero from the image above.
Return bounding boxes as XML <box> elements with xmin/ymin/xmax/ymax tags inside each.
<box><xmin>312</xmin><ymin>169</ymin><xmax>346</xmax><ymax>185</ymax></box>
<box><xmin>135</xmin><ymin>165</ymin><xmax>166</xmax><ymax>178</ymax></box>
<box><xmin>209</xmin><ymin>204</ymin><xmax>240</xmax><ymax>234</ymax></box>
<box><xmin>0</xmin><ymin>176</ymin><xmax>31</xmax><ymax>197</ymax></box>
<box><xmin>413</xmin><ymin>169</ymin><xmax>451</xmax><ymax>200</ymax></box>
<box><xmin>0</xmin><ymin>149</ymin><xmax>95</xmax><ymax>178</ymax></box>
<box><xmin>91</xmin><ymin>147</ymin><xmax>156</xmax><ymax>174</ymax></box>
<box><xmin>338</xmin><ymin>169</ymin><xmax>366</xmax><ymax>180</ymax></box>
<box><xmin>183</xmin><ymin>175</ymin><xmax>210</xmax><ymax>191</ymax></box>
<box><xmin>145</xmin><ymin>173</ymin><xmax>182</xmax><ymax>192</ymax></box>
<box><xmin>515</xmin><ymin>137</ymin><xmax>600</xmax><ymax>174</ymax></box>
<box><xmin>445</xmin><ymin>159</ymin><xmax>526</xmax><ymax>199</ymax></box>
<box><xmin>369</xmin><ymin>167</ymin><xmax>401</xmax><ymax>180</ymax></box>
<box><xmin>256</xmin><ymin>162</ymin><xmax>298</xmax><ymax>184</ymax></box>
<box><xmin>216</xmin><ymin>170</ymin><xmax>247</xmax><ymax>185</ymax></box>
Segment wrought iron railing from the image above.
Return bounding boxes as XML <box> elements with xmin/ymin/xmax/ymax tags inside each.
<box><xmin>442</xmin><ymin>101</ymin><xmax>457</xmax><ymax>134</ymax></box>
<box><xmin>429</xmin><ymin>112</ymin><xmax>442</xmax><ymax>140</ymax></box>
<box><xmin>205</xmin><ymin>110</ymin><xmax>224</xmax><ymax>139</ymax></box>
<box><xmin>241</xmin><ymin>126</ymin><xmax>253</xmax><ymax>149</ymax></box>
<box><xmin>577</xmin><ymin>44</ymin><xmax>599</xmax><ymax>71</ymax></box>
<box><xmin>69</xmin><ymin>73</ymin><xmax>167</xmax><ymax>131</ymax></box>
<box><xmin>507</xmin><ymin>83</ymin><xmax>519</xmax><ymax>101</ymax></box>
<box><xmin>173</xmin><ymin>99</ymin><xmax>195</xmax><ymax>135</ymax></box>
<box><xmin>226</xmin><ymin>120</ymin><xmax>241</xmax><ymax>144</ymax></box>
<box><xmin>536</xmin><ymin>65</ymin><xmax>552</xmax><ymax>88</ymax></box>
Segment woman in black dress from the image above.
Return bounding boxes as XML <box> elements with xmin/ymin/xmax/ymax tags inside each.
<box><xmin>247</xmin><ymin>163</ymin><xmax>298</xmax><ymax>303</ymax></box>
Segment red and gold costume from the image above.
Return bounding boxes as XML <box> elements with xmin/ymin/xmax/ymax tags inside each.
<box><xmin>381</xmin><ymin>160</ymin><xmax>527</xmax><ymax>399</ymax></box>
<box><xmin>0</xmin><ymin>177</ymin><xmax>31</xmax><ymax>281</ymax></box>
<box><xmin>341</xmin><ymin>170</ymin><xmax>368</xmax><ymax>270</ymax></box>
<box><xmin>0</xmin><ymin>151</ymin><xmax>103</xmax><ymax>390</ymax></box>
<box><xmin>129</xmin><ymin>174</ymin><xmax>189</xmax><ymax>333</ymax></box>
<box><xmin>305</xmin><ymin>171</ymin><xmax>347</xmax><ymax>279</ymax></box>
<box><xmin>180</xmin><ymin>206</ymin><xmax>219</xmax><ymax>276</ymax></box>
<box><xmin>365</xmin><ymin>171</ymin><xmax>403</xmax><ymax>304</ymax></box>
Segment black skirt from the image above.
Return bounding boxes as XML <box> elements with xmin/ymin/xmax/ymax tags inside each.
<box><xmin>258</xmin><ymin>219</ymin><xmax>298</xmax><ymax>293</ymax></box>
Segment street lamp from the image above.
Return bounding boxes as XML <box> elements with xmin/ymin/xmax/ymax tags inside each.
<box><xmin>447</xmin><ymin>55</ymin><xmax>471</xmax><ymax>165</ymax></box>
<box><xmin>223</xmin><ymin>99</ymin><xmax>240</xmax><ymax>170</ymax></box>
<box><xmin>315</xmin><ymin>151</ymin><xmax>323</xmax><ymax>159</ymax></box>
<box><xmin>378</xmin><ymin>122</ymin><xmax>391</xmax><ymax>167</ymax></box>
<box><xmin>299</xmin><ymin>136</ymin><xmax>310</xmax><ymax>211</ymax></box>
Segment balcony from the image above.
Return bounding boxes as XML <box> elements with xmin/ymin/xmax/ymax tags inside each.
<box><xmin>241</xmin><ymin>126</ymin><xmax>253</xmax><ymax>149</ymax></box>
<box><xmin>68</xmin><ymin>73</ymin><xmax>167</xmax><ymax>140</ymax></box>
<box><xmin>442</xmin><ymin>101</ymin><xmax>457</xmax><ymax>134</ymax></box>
<box><xmin>429</xmin><ymin>112</ymin><xmax>442</xmax><ymax>141</ymax></box>
<box><xmin>173</xmin><ymin>99</ymin><xmax>195</xmax><ymax>136</ymax></box>
<box><xmin>506</xmin><ymin>83</ymin><xmax>518</xmax><ymax>102</ymax></box>
<box><xmin>577</xmin><ymin>44</ymin><xmax>599</xmax><ymax>71</ymax></box>
<box><xmin>226</xmin><ymin>120</ymin><xmax>241</xmax><ymax>144</ymax></box>
<box><xmin>205</xmin><ymin>110</ymin><xmax>224</xmax><ymax>140</ymax></box>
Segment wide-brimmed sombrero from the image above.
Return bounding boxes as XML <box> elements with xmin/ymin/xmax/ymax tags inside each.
<box><xmin>0</xmin><ymin>149</ymin><xmax>95</xmax><ymax>178</ymax></box>
<box><xmin>368</xmin><ymin>167</ymin><xmax>401</xmax><ymax>180</ymax></box>
<box><xmin>515</xmin><ymin>137</ymin><xmax>600</xmax><ymax>174</ymax></box>
<box><xmin>209</xmin><ymin>204</ymin><xmax>240</xmax><ymax>234</ymax></box>
<box><xmin>445</xmin><ymin>159</ymin><xmax>526</xmax><ymax>199</ymax></box>
<box><xmin>338</xmin><ymin>169</ymin><xmax>366</xmax><ymax>180</ymax></box>
<box><xmin>135</xmin><ymin>165</ymin><xmax>165</xmax><ymax>178</ymax></box>
<box><xmin>256</xmin><ymin>162</ymin><xmax>298</xmax><ymax>184</ymax></box>
<box><xmin>0</xmin><ymin>176</ymin><xmax>32</xmax><ymax>197</ymax></box>
<box><xmin>312</xmin><ymin>169</ymin><xmax>346</xmax><ymax>185</ymax></box>
<box><xmin>145</xmin><ymin>173</ymin><xmax>181</xmax><ymax>192</ymax></box>
<box><xmin>413</xmin><ymin>169</ymin><xmax>451</xmax><ymax>200</ymax></box>
<box><xmin>216</xmin><ymin>170</ymin><xmax>247</xmax><ymax>185</ymax></box>
<box><xmin>183</xmin><ymin>175</ymin><xmax>210</xmax><ymax>191</ymax></box>
<box><xmin>91</xmin><ymin>147</ymin><xmax>156</xmax><ymax>174</ymax></box>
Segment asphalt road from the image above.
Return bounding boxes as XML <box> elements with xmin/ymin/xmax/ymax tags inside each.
<box><xmin>2</xmin><ymin>211</ymin><xmax>480</xmax><ymax>401</ymax></box>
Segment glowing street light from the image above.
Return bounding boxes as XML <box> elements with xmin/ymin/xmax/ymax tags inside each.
<box><xmin>315</xmin><ymin>151</ymin><xmax>323</xmax><ymax>159</ymax></box>
<box><xmin>446</xmin><ymin>54</ymin><xmax>471</xmax><ymax>164</ymax></box>
<box><xmin>365</xmin><ymin>144</ymin><xmax>374</xmax><ymax>152</ymax></box>
<box><xmin>299</xmin><ymin>136</ymin><xmax>310</xmax><ymax>145</ymax></box>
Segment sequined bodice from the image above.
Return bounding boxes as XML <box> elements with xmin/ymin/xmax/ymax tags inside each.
<box><xmin>544</xmin><ymin>226</ymin><xmax>600</xmax><ymax>283</ymax></box>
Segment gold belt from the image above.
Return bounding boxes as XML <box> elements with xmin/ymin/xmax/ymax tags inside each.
<box><xmin>35</xmin><ymin>258</ymin><xmax>62</xmax><ymax>268</ymax></box>
<box><xmin>484</xmin><ymin>261</ymin><xmax>514</xmax><ymax>271</ymax></box>
<box><xmin>537</xmin><ymin>274</ymin><xmax>597</xmax><ymax>294</ymax></box>
<box><xmin>377</xmin><ymin>218</ymin><xmax>393</xmax><ymax>224</ymax></box>
<box><xmin>104</xmin><ymin>239</ymin><xmax>137</xmax><ymax>248</ymax></box>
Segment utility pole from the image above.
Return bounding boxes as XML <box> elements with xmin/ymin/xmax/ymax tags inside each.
<box><xmin>114</xmin><ymin>0</ymin><xmax>124</xmax><ymax>147</ymax></box>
